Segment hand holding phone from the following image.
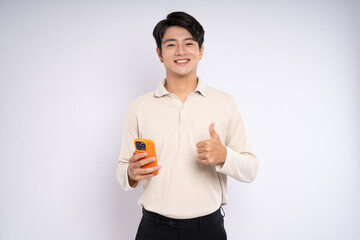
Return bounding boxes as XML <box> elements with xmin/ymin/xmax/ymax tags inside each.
<box><xmin>127</xmin><ymin>139</ymin><xmax>160</xmax><ymax>184</ymax></box>
<box><xmin>134</xmin><ymin>139</ymin><xmax>159</xmax><ymax>174</ymax></box>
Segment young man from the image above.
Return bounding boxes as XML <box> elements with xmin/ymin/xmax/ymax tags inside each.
<box><xmin>116</xmin><ymin>11</ymin><xmax>258</xmax><ymax>240</ymax></box>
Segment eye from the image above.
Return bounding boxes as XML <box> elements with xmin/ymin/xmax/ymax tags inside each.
<box><xmin>167</xmin><ymin>44</ymin><xmax>175</xmax><ymax>47</ymax></box>
<box><xmin>186</xmin><ymin>42</ymin><xmax>194</xmax><ymax>46</ymax></box>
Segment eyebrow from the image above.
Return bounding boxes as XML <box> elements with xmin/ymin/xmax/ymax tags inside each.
<box><xmin>162</xmin><ymin>38</ymin><xmax>195</xmax><ymax>44</ymax></box>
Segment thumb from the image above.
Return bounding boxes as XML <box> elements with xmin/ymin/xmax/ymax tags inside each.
<box><xmin>209</xmin><ymin>122</ymin><xmax>219</xmax><ymax>139</ymax></box>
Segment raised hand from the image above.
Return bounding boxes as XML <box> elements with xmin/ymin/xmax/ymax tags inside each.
<box><xmin>196</xmin><ymin>123</ymin><xmax>227</xmax><ymax>165</ymax></box>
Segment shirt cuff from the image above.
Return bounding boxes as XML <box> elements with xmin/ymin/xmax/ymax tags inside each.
<box><xmin>215</xmin><ymin>146</ymin><xmax>258</xmax><ymax>182</ymax></box>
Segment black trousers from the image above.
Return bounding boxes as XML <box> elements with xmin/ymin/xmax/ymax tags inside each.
<box><xmin>135</xmin><ymin>208</ymin><xmax>227</xmax><ymax>240</ymax></box>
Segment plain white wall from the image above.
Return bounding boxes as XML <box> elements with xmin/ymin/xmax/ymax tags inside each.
<box><xmin>0</xmin><ymin>0</ymin><xmax>359</xmax><ymax>239</ymax></box>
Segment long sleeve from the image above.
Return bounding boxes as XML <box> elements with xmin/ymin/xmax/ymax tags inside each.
<box><xmin>116</xmin><ymin>101</ymin><xmax>141</xmax><ymax>191</ymax></box>
<box><xmin>215</xmin><ymin>97</ymin><xmax>258</xmax><ymax>182</ymax></box>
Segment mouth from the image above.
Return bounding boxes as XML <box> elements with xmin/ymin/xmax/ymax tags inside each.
<box><xmin>174</xmin><ymin>59</ymin><xmax>190</xmax><ymax>64</ymax></box>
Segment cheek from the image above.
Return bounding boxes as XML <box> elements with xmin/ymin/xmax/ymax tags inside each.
<box><xmin>162</xmin><ymin>53</ymin><xmax>173</xmax><ymax>63</ymax></box>
<box><xmin>161</xmin><ymin>49</ymin><xmax>172</xmax><ymax>57</ymax></box>
<box><xmin>163</xmin><ymin>59</ymin><xmax>173</xmax><ymax>68</ymax></box>
<box><xmin>189</xmin><ymin>50</ymin><xmax>201</xmax><ymax>59</ymax></box>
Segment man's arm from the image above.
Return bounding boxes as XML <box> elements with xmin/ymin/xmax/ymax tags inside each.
<box><xmin>116</xmin><ymin>101</ymin><xmax>161</xmax><ymax>190</ymax></box>
<box><xmin>196</xmin><ymin>97</ymin><xmax>258</xmax><ymax>182</ymax></box>
<box><xmin>116</xmin><ymin>101</ymin><xmax>143</xmax><ymax>191</ymax></box>
<box><xmin>218</xmin><ymin>96</ymin><xmax>258</xmax><ymax>182</ymax></box>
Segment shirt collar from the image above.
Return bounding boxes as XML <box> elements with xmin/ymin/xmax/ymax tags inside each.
<box><xmin>154</xmin><ymin>78</ymin><xmax>207</xmax><ymax>97</ymax></box>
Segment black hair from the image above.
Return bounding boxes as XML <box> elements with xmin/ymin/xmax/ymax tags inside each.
<box><xmin>153</xmin><ymin>11</ymin><xmax>205</xmax><ymax>52</ymax></box>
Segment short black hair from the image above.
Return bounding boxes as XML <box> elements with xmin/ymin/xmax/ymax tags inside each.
<box><xmin>153</xmin><ymin>11</ymin><xmax>205</xmax><ymax>52</ymax></box>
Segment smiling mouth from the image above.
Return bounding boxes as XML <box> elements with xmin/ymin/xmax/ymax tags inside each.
<box><xmin>174</xmin><ymin>59</ymin><xmax>190</xmax><ymax>63</ymax></box>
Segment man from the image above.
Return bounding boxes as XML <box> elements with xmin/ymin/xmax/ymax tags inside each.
<box><xmin>116</xmin><ymin>11</ymin><xmax>258</xmax><ymax>240</ymax></box>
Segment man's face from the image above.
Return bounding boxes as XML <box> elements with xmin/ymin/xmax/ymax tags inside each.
<box><xmin>157</xmin><ymin>26</ymin><xmax>204</xmax><ymax>78</ymax></box>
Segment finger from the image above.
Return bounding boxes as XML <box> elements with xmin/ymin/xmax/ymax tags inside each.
<box><xmin>209</xmin><ymin>122</ymin><xmax>219</xmax><ymax>139</ymax></box>
<box><xmin>196</xmin><ymin>140</ymin><xmax>207</xmax><ymax>148</ymax></box>
<box><xmin>197</xmin><ymin>148</ymin><xmax>206</xmax><ymax>154</ymax></box>
<box><xmin>131</xmin><ymin>157</ymin><xmax>154</xmax><ymax>169</ymax></box>
<box><xmin>131</xmin><ymin>152</ymin><xmax>147</xmax><ymax>162</ymax></box>
<box><xmin>200</xmin><ymin>159</ymin><xmax>211</xmax><ymax>165</ymax></box>
<box><xmin>135</xmin><ymin>164</ymin><xmax>161</xmax><ymax>174</ymax></box>
<box><xmin>137</xmin><ymin>157</ymin><xmax>156</xmax><ymax>167</ymax></box>
<box><xmin>134</xmin><ymin>172</ymin><xmax>159</xmax><ymax>181</ymax></box>
<box><xmin>145</xmin><ymin>165</ymin><xmax>161</xmax><ymax>174</ymax></box>
<box><xmin>197</xmin><ymin>153</ymin><xmax>207</xmax><ymax>160</ymax></box>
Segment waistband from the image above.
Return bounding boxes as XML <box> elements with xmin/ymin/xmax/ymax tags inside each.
<box><xmin>142</xmin><ymin>207</ymin><xmax>224</xmax><ymax>230</ymax></box>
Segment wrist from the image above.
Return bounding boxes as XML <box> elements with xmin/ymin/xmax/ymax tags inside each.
<box><xmin>127</xmin><ymin>167</ymin><xmax>138</xmax><ymax>187</ymax></box>
<box><xmin>222</xmin><ymin>145</ymin><xmax>227</xmax><ymax>161</ymax></box>
<box><xmin>218</xmin><ymin>146</ymin><xmax>227</xmax><ymax>165</ymax></box>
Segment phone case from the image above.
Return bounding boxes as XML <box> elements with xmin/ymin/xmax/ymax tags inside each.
<box><xmin>134</xmin><ymin>138</ymin><xmax>159</xmax><ymax>174</ymax></box>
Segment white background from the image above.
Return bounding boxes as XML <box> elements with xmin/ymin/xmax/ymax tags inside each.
<box><xmin>1</xmin><ymin>0</ymin><xmax>359</xmax><ymax>239</ymax></box>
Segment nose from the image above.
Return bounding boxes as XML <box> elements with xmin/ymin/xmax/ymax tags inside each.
<box><xmin>176</xmin><ymin>43</ymin><xmax>186</xmax><ymax>55</ymax></box>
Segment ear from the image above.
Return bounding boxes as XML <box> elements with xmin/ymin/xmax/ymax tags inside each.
<box><xmin>199</xmin><ymin>45</ymin><xmax>204</xmax><ymax>60</ymax></box>
<box><xmin>156</xmin><ymin>47</ymin><xmax>163</xmax><ymax>63</ymax></box>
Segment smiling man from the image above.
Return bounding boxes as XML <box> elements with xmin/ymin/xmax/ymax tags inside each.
<box><xmin>116</xmin><ymin>12</ymin><xmax>258</xmax><ymax>240</ymax></box>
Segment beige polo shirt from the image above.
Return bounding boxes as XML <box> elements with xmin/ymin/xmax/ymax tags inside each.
<box><xmin>116</xmin><ymin>78</ymin><xmax>258</xmax><ymax>219</ymax></box>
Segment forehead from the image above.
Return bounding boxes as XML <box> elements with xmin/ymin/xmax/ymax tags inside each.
<box><xmin>162</xmin><ymin>26</ymin><xmax>193</xmax><ymax>41</ymax></box>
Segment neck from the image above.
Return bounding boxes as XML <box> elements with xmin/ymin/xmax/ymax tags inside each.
<box><xmin>164</xmin><ymin>74</ymin><xmax>198</xmax><ymax>102</ymax></box>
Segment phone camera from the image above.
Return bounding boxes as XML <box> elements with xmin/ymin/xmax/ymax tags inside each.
<box><xmin>136</xmin><ymin>141</ymin><xmax>146</xmax><ymax>150</ymax></box>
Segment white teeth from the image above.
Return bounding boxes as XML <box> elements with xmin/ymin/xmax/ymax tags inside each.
<box><xmin>176</xmin><ymin>60</ymin><xmax>189</xmax><ymax>63</ymax></box>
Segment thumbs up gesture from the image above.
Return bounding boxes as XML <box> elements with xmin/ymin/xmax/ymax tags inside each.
<box><xmin>196</xmin><ymin>122</ymin><xmax>227</xmax><ymax>165</ymax></box>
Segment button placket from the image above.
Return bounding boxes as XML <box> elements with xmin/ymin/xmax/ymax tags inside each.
<box><xmin>179</xmin><ymin>101</ymin><xmax>188</xmax><ymax>124</ymax></box>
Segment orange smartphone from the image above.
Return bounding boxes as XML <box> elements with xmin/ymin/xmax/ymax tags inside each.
<box><xmin>134</xmin><ymin>138</ymin><xmax>159</xmax><ymax>174</ymax></box>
